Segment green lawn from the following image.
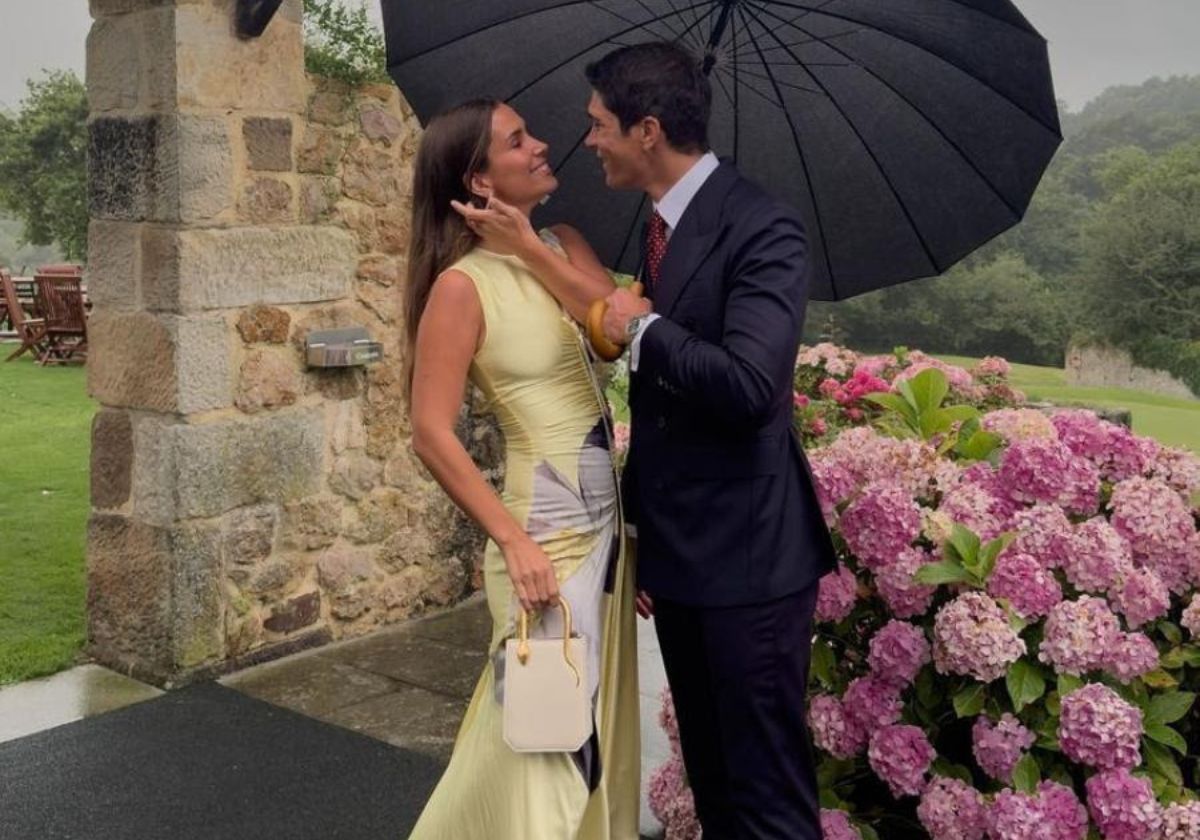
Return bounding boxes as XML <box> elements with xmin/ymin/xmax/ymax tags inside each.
<box><xmin>936</xmin><ymin>355</ymin><xmax>1200</xmax><ymax>453</ymax></box>
<box><xmin>0</xmin><ymin>355</ymin><xmax>94</xmax><ymax>684</ymax></box>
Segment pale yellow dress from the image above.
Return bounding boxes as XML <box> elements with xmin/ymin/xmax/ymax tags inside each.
<box><xmin>408</xmin><ymin>240</ymin><xmax>640</xmax><ymax>840</ymax></box>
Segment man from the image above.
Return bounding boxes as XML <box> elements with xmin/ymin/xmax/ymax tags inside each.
<box><xmin>586</xmin><ymin>42</ymin><xmax>836</xmax><ymax>839</ymax></box>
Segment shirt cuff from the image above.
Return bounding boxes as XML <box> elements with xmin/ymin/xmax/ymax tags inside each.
<box><xmin>629</xmin><ymin>313</ymin><xmax>661</xmax><ymax>372</ymax></box>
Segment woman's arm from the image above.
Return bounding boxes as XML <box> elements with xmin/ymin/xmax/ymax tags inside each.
<box><xmin>410</xmin><ymin>270</ymin><xmax>559</xmax><ymax>611</ymax></box>
<box><xmin>451</xmin><ymin>199</ymin><xmax>615</xmax><ymax>323</ymax></box>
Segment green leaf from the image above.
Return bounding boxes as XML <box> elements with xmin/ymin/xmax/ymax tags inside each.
<box><xmin>978</xmin><ymin>532</ymin><xmax>1017</xmax><ymax>581</ymax></box>
<box><xmin>915</xmin><ymin>667</ymin><xmax>940</xmax><ymax>709</ymax></box>
<box><xmin>1144</xmin><ymin>738</ymin><xmax>1184</xmax><ymax>787</ymax></box>
<box><xmin>947</xmin><ymin>525</ymin><xmax>982</xmax><ymax>566</ymax></box>
<box><xmin>1011</xmin><ymin>753</ymin><xmax>1040</xmax><ymax>793</ymax></box>
<box><xmin>1058</xmin><ymin>674</ymin><xmax>1085</xmax><ymax>696</ymax></box>
<box><xmin>858</xmin><ymin>825</ymin><xmax>881</xmax><ymax>840</ymax></box>
<box><xmin>958</xmin><ymin>429</ymin><xmax>1004</xmax><ymax>461</ymax></box>
<box><xmin>914</xmin><ymin>560</ymin><xmax>974</xmax><ymax>586</ymax></box>
<box><xmin>1160</xmin><ymin>647</ymin><xmax>1187</xmax><ymax>671</ymax></box>
<box><xmin>1007</xmin><ymin>660</ymin><xmax>1046</xmax><ymax>713</ymax></box>
<box><xmin>953</xmin><ymin>683</ymin><xmax>987</xmax><ymax>718</ymax></box>
<box><xmin>1146</xmin><ymin>691</ymin><xmax>1196</xmax><ymax>725</ymax></box>
<box><xmin>1141</xmin><ymin>669</ymin><xmax>1179</xmax><ymax>689</ymax></box>
<box><xmin>931</xmin><ymin>759</ymin><xmax>974</xmax><ymax>785</ymax></box>
<box><xmin>940</xmin><ymin>404</ymin><xmax>982</xmax><ymax>424</ymax></box>
<box><xmin>1158</xmin><ymin>621</ymin><xmax>1183</xmax><ymax>647</ymax></box>
<box><xmin>908</xmin><ymin>368</ymin><xmax>950</xmax><ymax>414</ymax></box>
<box><xmin>811</xmin><ymin>638</ymin><xmax>837</xmax><ymax>691</ymax></box>
<box><xmin>1145</xmin><ymin>723</ymin><xmax>1189</xmax><ymax>755</ymax></box>
<box><xmin>863</xmin><ymin>392</ymin><xmax>916</xmax><ymax>424</ymax></box>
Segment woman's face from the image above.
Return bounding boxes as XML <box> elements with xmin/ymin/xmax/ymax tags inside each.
<box><xmin>471</xmin><ymin>104</ymin><xmax>557</xmax><ymax>208</ymax></box>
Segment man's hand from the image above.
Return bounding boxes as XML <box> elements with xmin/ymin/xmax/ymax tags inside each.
<box><xmin>602</xmin><ymin>287</ymin><xmax>652</xmax><ymax>345</ymax></box>
<box><xmin>635</xmin><ymin>590</ymin><xmax>654</xmax><ymax>620</ymax></box>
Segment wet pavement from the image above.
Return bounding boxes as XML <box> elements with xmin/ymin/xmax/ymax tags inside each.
<box><xmin>1</xmin><ymin>594</ymin><xmax>671</xmax><ymax>837</ymax></box>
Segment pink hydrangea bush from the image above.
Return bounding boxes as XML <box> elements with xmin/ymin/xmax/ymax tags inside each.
<box><xmin>644</xmin><ymin>347</ymin><xmax>1200</xmax><ymax>840</ymax></box>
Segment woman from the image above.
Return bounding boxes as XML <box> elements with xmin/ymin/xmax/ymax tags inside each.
<box><xmin>405</xmin><ymin>99</ymin><xmax>639</xmax><ymax>840</ymax></box>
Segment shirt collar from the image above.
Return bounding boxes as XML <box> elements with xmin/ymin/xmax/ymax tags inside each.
<box><xmin>653</xmin><ymin>151</ymin><xmax>720</xmax><ymax>233</ymax></box>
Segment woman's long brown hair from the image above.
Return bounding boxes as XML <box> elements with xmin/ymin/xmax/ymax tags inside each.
<box><xmin>403</xmin><ymin>99</ymin><xmax>499</xmax><ymax>403</ymax></box>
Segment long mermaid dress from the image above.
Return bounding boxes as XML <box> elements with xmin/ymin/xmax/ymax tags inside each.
<box><xmin>408</xmin><ymin>240</ymin><xmax>640</xmax><ymax>840</ymax></box>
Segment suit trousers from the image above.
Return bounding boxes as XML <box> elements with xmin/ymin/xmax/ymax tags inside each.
<box><xmin>654</xmin><ymin>582</ymin><xmax>823</xmax><ymax>840</ymax></box>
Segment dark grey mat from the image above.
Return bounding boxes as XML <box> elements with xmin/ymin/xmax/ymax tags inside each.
<box><xmin>0</xmin><ymin>682</ymin><xmax>444</xmax><ymax>840</ymax></box>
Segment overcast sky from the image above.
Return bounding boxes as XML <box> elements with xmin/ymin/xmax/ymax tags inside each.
<box><xmin>1</xmin><ymin>1</ymin><xmax>1198</xmax><ymax>113</ymax></box>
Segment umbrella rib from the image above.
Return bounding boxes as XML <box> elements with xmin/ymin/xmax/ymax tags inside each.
<box><xmin>731</xmin><ymin>7</ymin><xmax>740</xmax><ymax>161</ymax></box>
<box><xmin>501</xmin><ymin>2</ymin><xmax>718</xmax><ymax>105</ymax></box>
<box><xmin>617</xmin><ymin>193</ymin><xmax>650</xmax><ymax>269</ymax></box>
<box><xmin>396</xmin><ymin>0</ymin><xmax>696</xmax><ymax>64</ymax></box>
<box><xmin>613</xmin><ymin>0</ymin><xmax>688</xmax><ymax>41</ymax></box>
<box><xmin>750</xmin><ymin>1</ymin><xmax>1024</xmax><ymax>221</ymax></box>
<box><xmin>716</xmin><ymin>65</ymin><xmax>787</xmax><ymax>112</ymax></box>
<box><xmin>760</xmin><ymin>0</ymin><xmax>1060</xmax><ymax>136</ymax></box>
<box><xmin>733</xmin><ymin>4</ymin><xmax>838</xmax><ymax>299</ymax></box>
<box><xmin>741</xmin><ymin>1</ymin><xmax>943</xmax><ymax>274</ymax></box>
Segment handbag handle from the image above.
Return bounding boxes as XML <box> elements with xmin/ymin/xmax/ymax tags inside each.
<box><xmin>516</xmin><ymin>599</ymin><xmax>581</xmax><ymax>686</ymax></box>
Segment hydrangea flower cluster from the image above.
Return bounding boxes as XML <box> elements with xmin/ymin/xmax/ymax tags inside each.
<box><xmin>1104</xmin><ymin>632</ymin><xmax>1160</xmax><ymax>683</ymax></box>
<box><xmin>1084</xmin><ymin>769</ymin><xmax>1161</xmax><ymax>840</ymax></box>
<box><xmin>983</xmin><ymin>407</ymin><xmax>1057</xmax><ymax>442</ymax></box>
<box><xmin>819</xmin><ymin>809</ymin><xmax>863</xmax><ymax>840</ymax></box>
<box><xmin>933</xmin><ymin>592</ymin><xmax>1026</xmax><ymax>682</ymax></box>
<box><xmin>1109</xmin><ymin>567</ymin><xmax>1170</xmax><ymax>629</ymax></box>
<box><xmin>874</xmin><ymin>546</ymin><xmax>937</xmax><ymax>619</ymax></box>
<box><xmin>986</xmin><ymin>782</ymin><xmax>1089</xmax><ymax>840</ymax></box>
<box><xmin>867</xmin><ymin>724</ymin><xmax>935</xmax><ymax>798</ymax></box>
<box><xmin>815</xmin><ymin>563</ymin><xmax>858</xmax><ymax>623</ymax></box>
<box><xmin>1063</xmin><ymin>519</ymin><xmax>1133</xmax><ymax>594</ymax></box>
<box><xmin>1109</xmin><ymin>476</ymin><xmax>1199</xmax><ymax>594</ymax></box>
<box><xmin>916</xmin><ymin>776</ymin><xmax>987</xmax><ymax>840</ymax></box>
<box><xmin>1058</xmin><ymin>683</ymin><xmax>1143</xmax><ymax>770</ymax></box>
<box><xmin>1038</xmin><ymin>596</ymin><xmax>1121</xmax><ymax>676</ymax></box>
<box><xmin>1183</xmin><ymin>594</ymin><xmax>1200</xmax><ymax>638</ymax></box>
<box><xmin>866</xmin><ymin>620</ymin><xmax>930</xmax><ymax>687</ymax></box>
<box><xmin>807</xmin><ymin>693</ymin><xmax>863</xmax><ymax>759</ymax></box>
<box><xmin>648</xmin><ymin>347</ymin><xmax>1200</xmax><ymax>840</ymax></box>
<box><xmin>838</xmin><ymin>481</ymin><xmax>923</xmax><ymax>568</ymax></box>
<box><xmin>986</xmin><ymin>551</ymin><xmax>1063</xmax><ymax>618</ymax></box>
<box><xmin>971</xmin><ymin>714</ymin><xmax>1034</xmax><ymax>782</ymax></box>
<box><xmin>1008</xmin><ymin>503</ymin><xmax>1075</xmax><ymax>570</ymax></box>
<box><xmin>1160</xmin><ymin>801</ymin><xmax>1200</xmax><ymax>839</ymax></box>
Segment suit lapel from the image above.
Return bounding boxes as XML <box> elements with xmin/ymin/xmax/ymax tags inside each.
<box><xmin>653</xmin><ymin>163</ymin><xmax>739</xmax><ymax>317</ymax></box>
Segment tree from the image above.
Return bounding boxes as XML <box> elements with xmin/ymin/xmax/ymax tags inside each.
<box><xmin>0</xmin><ymin>71</ymin><xmax>88</xmax><ymax>261</ymax></box>
<box><xmin>303</xmin><ymin>0</ymin><xmax>389</xmax><ymax>86</ymax></box>
<box><xmin>1078</xmin><ymin>140</ymin><xmax>1200</xmax><ymax>346</ymax></box>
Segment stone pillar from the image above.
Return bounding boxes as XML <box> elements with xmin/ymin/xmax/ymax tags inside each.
<box><xmin>87</xmin><ymin>0</ymin><xmax>491</xmax><ymax>688</ymax></box>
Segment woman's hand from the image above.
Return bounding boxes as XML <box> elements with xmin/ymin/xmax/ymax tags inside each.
<box><xmin>500</xmin><ymin>534</ymin><xmax>561</xmax><ymax>613</ymax></box>
<box><xmin>450</xmin><ymin>197</ymin><xmax>540</xmax><ymax>258</ymax></box>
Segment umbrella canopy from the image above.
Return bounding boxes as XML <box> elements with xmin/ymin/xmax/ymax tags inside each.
<box><xmin>382</xmin><ymin>0</ymin><xmax>1061</xmax><ymax>300</ymax></box>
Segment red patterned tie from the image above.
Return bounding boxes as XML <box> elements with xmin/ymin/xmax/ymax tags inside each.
<box><xmin>644</xmin><ymin>211</ymin><xmax>668</xmax><ymax>292</ymax></box>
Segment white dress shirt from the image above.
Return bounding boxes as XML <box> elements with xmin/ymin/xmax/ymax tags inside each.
<box><xmin>629</xmin><ymin>151</ymin><xmax>720</xmax><ymax>371</ymax></box>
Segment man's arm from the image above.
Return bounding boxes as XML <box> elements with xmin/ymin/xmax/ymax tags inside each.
<box><xmin>637</xmin><ymin>210</ymin><xmax>809</xmax><ymax>428</ymax></box>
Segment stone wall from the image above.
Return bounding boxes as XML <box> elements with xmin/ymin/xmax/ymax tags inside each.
<box><xmin>85</xmin><ymin>0</ymin><xmax>496</xmax><ymax>687</ymax></box>
<box><xmin>1065</xmin><ymin>344</ymin><xmax>1198</xmax><ymax>401</ymax></box>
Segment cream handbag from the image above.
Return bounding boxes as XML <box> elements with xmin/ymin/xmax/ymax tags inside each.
<box><xmin>502</xmin><ymin>599</ymin><xmax>592</xmax><ymax>753</ymax></box>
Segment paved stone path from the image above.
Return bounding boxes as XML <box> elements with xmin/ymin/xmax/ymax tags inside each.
<box><xmin>0</xmin><ymin>595</ymin><xmax>672</xmax><ymax>837</ymax></box>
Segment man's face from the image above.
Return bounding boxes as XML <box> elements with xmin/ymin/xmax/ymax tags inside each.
<box><xmin>585</xmin><ymin>91</ymin><xmax>650</xmax><ymax>191</ymax></box>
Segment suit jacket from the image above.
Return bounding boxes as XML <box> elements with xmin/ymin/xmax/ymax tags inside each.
<box><xmin>623</xmin><ymin>161</ymin><xmax>836</xmax><ymax>607</ymax></box>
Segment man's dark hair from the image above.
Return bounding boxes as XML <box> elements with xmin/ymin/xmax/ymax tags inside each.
<box><xmin>585</xmin><ymin>41</ymin><xmax>711</xmax><ymax>153</ymax></box>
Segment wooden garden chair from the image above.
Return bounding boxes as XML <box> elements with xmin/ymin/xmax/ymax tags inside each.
<box><xmin>1</xmin><ymin>271</ymin><xmax>49</xmax><ymax>362</ymax></box>
<box><xmin>33</xmin><ymin>274</ymin><xmax>89</xmax><ymax>365</ymax></box>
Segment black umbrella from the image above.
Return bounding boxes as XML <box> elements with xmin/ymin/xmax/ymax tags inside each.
<box><xmin>382</xmin><ymin>0</ymin><xmax>1061</xmax><ymax>301</ymax></box>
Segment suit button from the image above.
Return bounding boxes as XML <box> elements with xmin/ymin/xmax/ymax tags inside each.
<box><xmin>656</xmin><ymin>417</ymin><xmax>667</xmax><ymax>430</ymax></box>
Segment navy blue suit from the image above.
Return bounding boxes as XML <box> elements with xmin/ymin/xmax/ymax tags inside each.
<box><xmin>624</xmin><ymin>161</ymin><xmax>835</xmax><ymax>839</ymax></box>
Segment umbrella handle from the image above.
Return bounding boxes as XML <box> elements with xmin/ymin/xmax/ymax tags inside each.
<box><xmin>586</xmin><ymin>282</ymin><xmax>644</xmax><ymax>362</ymax></box>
